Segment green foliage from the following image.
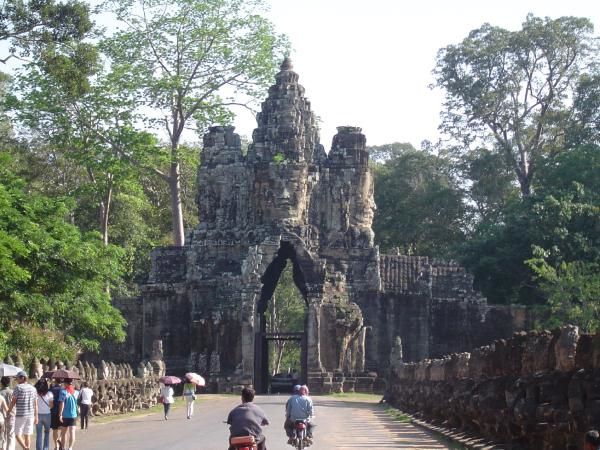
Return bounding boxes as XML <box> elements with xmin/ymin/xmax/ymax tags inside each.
<box><xmin>372</xmin><ymin>145</ymin><xmax>466</xmax><ymax>257</ymax></box>
<box><xmin>266</xmin><ymin>263</ymin><xmax>306</xmax><ymax>375</ymax></box>
<box><xmin>0</xmin><ymin>0</ymin><xmax>93</xmax><ymax>64</ymax></box>
<box><xmin>272</xmin><ymin>153</ymin><xmax>285</xmax><ymax>165</ymax></box>
<box><xmin>100</xmin><ymin>0</ymin><xmax>288</xmax><ymax>245</ymax></box>
<box><xmin>460</xmin><ymin>144</ymin><xmax>599</xmax><ymax>305</ymax></box>
<box><xmin>527</xmin><ymin>259</ymin><xmax>600</xmax><ymax>332</ymax></box>
<box><xmin>0</xmin><ymin>153</ymin><xmax>126</xmax><ymax>361</ymax></box>
<box><xmin>434</xmin><ymin>14</ymin><xmax>597</xmax><ymax>196</ymax></box>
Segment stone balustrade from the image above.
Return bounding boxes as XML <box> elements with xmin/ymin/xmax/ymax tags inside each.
<box><xmin>3</xmin><ymin>355</ymin><xmax>167</xmax><ymax>417</ymax></box>
<box><xmin>387</xmin><ymin>325</ymin><xmax>597</xmax><ymax>449</ymax></box>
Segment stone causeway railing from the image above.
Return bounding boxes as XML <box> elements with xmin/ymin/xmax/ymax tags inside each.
<box><xmin>388</xmin><ymin>325</ymin><xmax>598</xmax><ymax>450</ymax></box>
<box><xmin>3</xmin><ymin>355</ymin><xmax>166</xmax><ymax>417</ymax></box>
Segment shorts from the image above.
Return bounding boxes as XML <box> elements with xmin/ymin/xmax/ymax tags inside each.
<box><xmin>14</xmin><ymin>415</ymin><xmax>34</xmax><ymax>436</ymax></box>
<box><xmin>61</xmin><ymin>417</ymin><xmax>77</xmax><ymax>427</ymax></box>
<box><xmin>51</xmin><ymin>412</ymin><xmax>61</xmax><ymax>429</ymax></box>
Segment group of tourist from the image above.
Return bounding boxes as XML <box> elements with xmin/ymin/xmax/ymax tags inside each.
<box><xmin>159</xmin><ymin>375</ymin><xmax>199</xmax><ymax>420</ymax></box>
<box><xmin>0</xmin><ymin>371</ymin><xmax>94</xmax><ymax>450</ymax></box>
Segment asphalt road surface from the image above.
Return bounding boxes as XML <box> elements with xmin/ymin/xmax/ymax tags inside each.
<box><xmin>76</xmin><ymin>394</ymin><xmax>452</xmax><ymax>450</ymax></box>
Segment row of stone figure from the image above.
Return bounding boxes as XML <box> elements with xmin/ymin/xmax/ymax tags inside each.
<box><xmin>84</xmin><ymin>378</ymin><xmax>162</xmax><ymax>416</ymax></box>
<box><xmin>2</xmin><ymin>355</ymin><xmax>166</xmax><ymax>380</ymax></box>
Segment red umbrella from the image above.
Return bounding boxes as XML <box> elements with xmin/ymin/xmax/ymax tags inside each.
<box><xmin>42</xmin><ymin>369</ymin><xmax>80</xmax><ymax>380</ymax></box>
<box><xmin>159</xmin><ymin>375</ymin><xmax>182</xmax><ymax>385</ymax></box>
<box><xmin>185</xmin><ymin>372</ymin><xmax>206</xmax><ymax>386</ymax></box>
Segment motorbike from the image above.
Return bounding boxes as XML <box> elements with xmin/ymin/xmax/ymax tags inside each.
<box><xmin>289</xmin><ymin>419</ymin><xmax>312</xmax><ymax>449</ymax></box>
<box><xmin>229</xmin><ymin>435</ymin><xmax>257</xmax><ymax>450</ymax></box>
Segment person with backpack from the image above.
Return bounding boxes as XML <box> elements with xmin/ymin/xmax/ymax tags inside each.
<box><xmin>57</xmin><ymin>380</ymin><xmax>79</xmax><ymax>450</ymax></box>
<box><xmin>34</xmin><ymin>380</ymin><xmax>53</xmax><ymax>450</ymax></box>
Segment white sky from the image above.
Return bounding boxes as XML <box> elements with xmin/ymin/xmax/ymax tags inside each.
<box><xmin>231</xmin><ymin>0</ymin><xmax>600</xmax><ymax>148</ymax></box>
<box><xmin>2</xmin><ymin>0</ymin><xmax>599</xmax><ymax>149</ymax></box>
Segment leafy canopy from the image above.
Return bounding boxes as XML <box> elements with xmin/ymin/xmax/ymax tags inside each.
<box><xmin>434</xmin><ymin>14</ymin><xmax>597</xmax><ymax>196</ymax></box>
<box><xmin>0</xmin><ymin>153</ymin><xmax>126</xmax><ymax>361</ymax></box>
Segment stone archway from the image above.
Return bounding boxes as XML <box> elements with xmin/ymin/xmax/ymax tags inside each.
<box><xmin>103</xmin><ymin>58</ymin><xmax>522</xmax><ymax>395</ymax></box>
<box><xmin>252</xmin><ymin>241</ymin><xmax>312</xmax><ymax>393</ymax></box>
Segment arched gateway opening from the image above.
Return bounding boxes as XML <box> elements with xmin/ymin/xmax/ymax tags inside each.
<box><xmin>254</xmin><ymin>241</ymin><xmax>309</xmax><ymax>394</ymax></box>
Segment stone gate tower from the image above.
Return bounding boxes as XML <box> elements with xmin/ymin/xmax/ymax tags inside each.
<box><xmin>108</xmin><ymin>59</ymin><xmax>529</xmax><ymax>392</ymax></box>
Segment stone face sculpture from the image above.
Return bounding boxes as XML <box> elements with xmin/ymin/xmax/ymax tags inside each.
<box><xmin>29</xmin><ymin>358</ymin><xmax>43</xmax><ymax>379</ymax></box>
<box><xmin>100</xmin><ymin>58</ymin><xmax>529</xmax><ymax>393</ymax></box>
<box><xmin>554</xmin><ymin>325</ymin><xmax>579</xmax><ymax>371</ymax></box>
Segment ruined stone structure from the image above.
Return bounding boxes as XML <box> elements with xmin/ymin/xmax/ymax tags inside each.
<box><xmin>106</xmin><ymin>58</ymin><xmax>530</xmax><ymax>392</ymax></box>
<box><xmin>5</xmin><ymin>347</ymin><xmax>165</xmax><ymax>418</ymax></box>
<box><xmin>388</xmin><ymin>326</ymin><xmax>600</xmax><ymax>450</ymax></box>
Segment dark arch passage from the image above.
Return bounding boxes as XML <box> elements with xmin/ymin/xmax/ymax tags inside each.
<box><xmin>254</xmin><ymin>241</ymin><xmax>308</xmax><ymax>393</ymax></box>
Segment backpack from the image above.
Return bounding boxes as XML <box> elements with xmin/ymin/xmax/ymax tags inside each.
<box><xmin>63</xmin><ymin>390</ymin><xmax>78</xmax><ymax>417</ymax></box>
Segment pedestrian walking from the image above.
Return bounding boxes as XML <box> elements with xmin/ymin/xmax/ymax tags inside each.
<box><xmin>0</xmin><ymin>376</ymin><xmax>16</xmax><ymax>450</ymax></box>
<box><xmin>159</xmin><ymin>384</ymin><xmax>174</xmax><ymax>420</ymax></box>
<box><xmin>6</xmin><ymin>371</ymin><xmax>38</xmax><ymax>450</ymax></box>
<box><xmin>76</xmin><ymin>383</ymin><xmax>92</xmax><ymax>430</ymax></box>
<box><xmin>57</xmin><ymin>379</ymin><xmax>78</xmax><ymax>450</ymax></box>
<box><xmin>48</xmin><ymin>380</ymin><xmax>62</xmax><ymax>450</ymax></box>
<box><xmin>0</xmin><ymin>389</ymin><xmax>9</xmax><ymax>450</ymax></box>
<box><xmin>182</xmin><ymin>378</ymin><xmax>196</xmax><ymax>419</ymax></box>
<box><xmin>34</xmin><ymin>380</ymin><xmax>53</xmax><ymax>450</ymax></box>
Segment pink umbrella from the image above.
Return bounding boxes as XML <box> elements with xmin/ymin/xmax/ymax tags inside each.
<box><xmin>185</xmin><ymin>372</ymin><xmax>206</xmax><ymax>386</ymax></box>
<box><xmin>159</xmin><ymin>375</ymin><xmax>182</xmax><ymax>385</ymax></box>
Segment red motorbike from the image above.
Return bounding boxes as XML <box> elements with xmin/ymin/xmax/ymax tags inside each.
<box><xmin>289</xmin><ymin>420</ymin><xmax>312</xmax><ymax>449</ymax></box>
<box><xmin>229</xmin><ymin>435</ymin><xmax>257</xmax><ymax>450</ymax></box>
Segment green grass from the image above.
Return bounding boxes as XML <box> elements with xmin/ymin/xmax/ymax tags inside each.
<box><xmin>92</xmin><ymin>396</ymin><xmax>189</xmax><ymax>424</ymax></box>
<box><xmin>384</xmin><ymin>405</ymin><xmax>411</xmax><ymax>423</ymax></box>
<box><xmin>326</xmin><ymin>392</ymin><xmax>382</xmax><ymax>401</ymax></box>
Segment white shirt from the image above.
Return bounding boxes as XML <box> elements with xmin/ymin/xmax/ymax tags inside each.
<box><xmin>37</xmin><ymin>392</ymin><xmax>54</xmax><ymax>415</ymax></box>
<box><xmin>160</xmin><ymin>386</ymin><xmax>174</xmax><ymax>404</ymax></box>
<box><xmin>79</xmin><ymin>387</ymin><xmax>94</xmax><ymax>405</ymax></box>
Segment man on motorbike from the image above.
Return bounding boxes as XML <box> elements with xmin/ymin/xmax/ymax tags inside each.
<box><xmin>227</xmin><ymin>387</ymin><xmax>270</xmax><ymax>450</ymax></box>
<box><xmin>284</xmin><ymin>385</ymin><xmax>314</xmax><ymax>444</ymax></box>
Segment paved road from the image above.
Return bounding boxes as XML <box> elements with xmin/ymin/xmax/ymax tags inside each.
<box><xmin>76</xmin><ymin>395</ymin><xmax>452</xmax><ymax>450</ymax></box>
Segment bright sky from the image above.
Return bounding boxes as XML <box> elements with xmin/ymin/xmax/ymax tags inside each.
<box><xmin>2</xmin><ymin>1</ymin><xmax>599</xmax><ymax>149</ymax></box>
<box><xmin>231</xmin><ymin>0</ymin><xmax>600</xmax><ymax>148</ymax></box>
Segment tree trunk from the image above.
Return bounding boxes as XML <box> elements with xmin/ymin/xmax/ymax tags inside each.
<box><xmin>100</xmin><ymin>175</ymin><xmax>113</xmax><ymax>246</ymax></box>
<box><xmin>169</xmin><ymin>161</ymin><xmax>185</xmax><ymax>246</ymax></box>
<box><xmin>274</xmin><ymin>341</ymin><xmax>286</xmax><ymax>375</ymax></box>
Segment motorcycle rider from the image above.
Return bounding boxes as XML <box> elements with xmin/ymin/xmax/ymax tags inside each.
<box><xmin>285</xmin><ymin>384</ymin><xmax>314</xmax><ymax>444</ymax></box>
<box><xmin>227</xmin><ymin>387</ymin><xmax>270</xmax><ymax>450</ymax></box>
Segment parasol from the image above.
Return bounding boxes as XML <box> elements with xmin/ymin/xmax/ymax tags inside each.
<box><xmin>0</xmin><ymin>363</ymin><xmax>21</xmax><ymax>377</ymax></box>
<box><xmin>185</xmin><ymin>372</ymin><xmax>206</xmax><ymax>386</ymax></box>
<box><xmin>159</xmin><ymin>375</ymin><xmax>182</xmax><ymax>385</ymax></box>
<box><xmin>42</xmin><ymin>369</ymin><xmax>80</xmax><ymax>380</ymax></box>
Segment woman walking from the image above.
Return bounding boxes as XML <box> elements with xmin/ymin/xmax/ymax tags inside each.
<box><xmin>182</xmin><ymin>378</ymin><xmax>196</xmax><ymax>419</ymax></box>
<box><xmin>35</xmin><ymin>380</ymin><xmax>53</xmax><ymax>450</ymax></box>
<box><xmin>159</xmin><ymin>384</ymin><xmax>174</xmax><ymax>420</ymax></box>
<box><xmin>58</xmin><ymin>378</ymin><xmax>79</xmax><ymax>450</ymax></box>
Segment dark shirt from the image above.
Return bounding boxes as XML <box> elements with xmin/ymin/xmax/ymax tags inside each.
<box><xmin>227</xmin><ymin>402</ymin><xmax>269</xmax><ymax>438</ymax></box>
<box><xmin>50</xmin><ymin>385</ymin><xmax>62</xmax><ymax>414</ymax></box>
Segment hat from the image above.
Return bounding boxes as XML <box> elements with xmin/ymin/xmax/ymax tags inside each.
<box><xmin>16</xmin><ymin>371</ymin><xmax>27</xmax><ymax>378</ymax></box>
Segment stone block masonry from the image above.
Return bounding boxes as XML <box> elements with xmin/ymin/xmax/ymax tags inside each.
<box><xmin>103</xmin><ymin>58</ymin><xmax>534</xmax><ymax>394</ymax></box>
<box><xmin>387</xmin><ymin>325</ymin><xmax>598</xmax><ymax>450</ymax></box>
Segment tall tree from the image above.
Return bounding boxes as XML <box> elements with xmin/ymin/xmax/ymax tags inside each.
<box><xmin>372</xmin><ymin>145</ymin><xmax>466</xmax><ymax>257</ymax></box>
<box><xmin>434</xmin><ymin>15</ymin><xmax>597</xmax><ymax>197</ymax></box>
<box><xmin>0</xmin><ymin>0</ymin><xmax>92</xmax><ymax>64</ymax></box>
<box><xmin>103</xmin><ymin>0</ymin><xmax>288</xmax><ymax>245</ymax></box>
<box><xmin>0</xmin><ymin>153</ymin><xmax>126</xmax><ymax>361</ymax></box>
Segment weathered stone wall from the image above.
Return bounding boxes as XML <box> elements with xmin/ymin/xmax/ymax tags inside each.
<box><xmin>388</xmin><ymin>326</ymin><xmax>597</xmax><ymax>450</ymax></box>
<box><xmin>106</xmin><ymin>58</ymin><xmax>531</xmax><ymax>393</ymax></box>
<box><xmin>4</xmin><ymin>347</ymin><xmax>166</xmax><ymax>418</ymax></box>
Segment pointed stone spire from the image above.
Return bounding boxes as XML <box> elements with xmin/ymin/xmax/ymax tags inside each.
<box><xmin>250</xmin><ymin>57</ymin><xmax>322</xmax><ymax>164</ymax></box>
